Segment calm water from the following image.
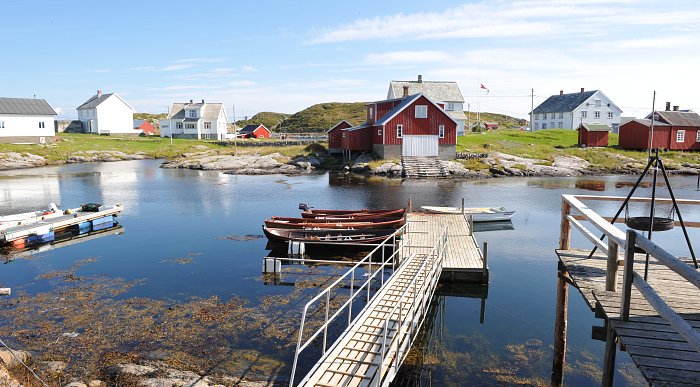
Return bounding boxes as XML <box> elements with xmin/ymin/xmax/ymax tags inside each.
<box><xmin>1</xmin><ymin>160</ymin><xmax>699</xmax><ymax>385</ymax></box>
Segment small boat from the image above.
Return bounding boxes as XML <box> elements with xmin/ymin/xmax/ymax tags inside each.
<box><xmin>421</xmin><ymin>206</ymin><xmax>515</xmax><ymax>222</ymax></box>
<box><xmin>263</xmin><ymin>226</ymin><xmax>397</xmax><ymax>245</ymax></box>
<box><xmin>0</xmin><ymin>203</ymin><xmax>62</xmax><ymax>230</ymax></box>
<box><xmin>265</xmin><ymin>217</ymin><xmax>405</xmax><ymax>230</ymax></box>
<box><xmin>300</xmin><ymin>208</ymin><xmax>406</xmax><ymax>219</ymax></box>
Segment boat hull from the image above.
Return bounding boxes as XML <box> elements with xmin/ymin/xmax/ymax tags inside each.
<box><xmin>263</xmin><ymin>226</ymin><xmax>397</xmax><ymax>245</ymax></box>
<box><xmin>421</xmin><ymin>206</ymin><xmax>515</xmax><ymax>222</ymax></box>
<box><xmin>265</xmin><ymin>217</ymin><xmax>404</xmax><ymax>230</ymax></box>
<box><xmin>301</xmin><ymin>208</ymin><xmax>405</xmax><ymax>219</ymax></box>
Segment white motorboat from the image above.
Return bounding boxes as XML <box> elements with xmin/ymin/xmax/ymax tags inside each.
<box><xmin>421</xmin><ymin>206</ymin><xmax>515</xmax><ymax>222</ymax></box>
<box><xmin>0</xmin><ymin>203</ymin><xmax>62</xmax><ymax>230</ymax></box>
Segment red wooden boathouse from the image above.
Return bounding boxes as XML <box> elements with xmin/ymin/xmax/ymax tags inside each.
<box><xmin>327</xmin><ymin>120</ymin><xmax>353</xmax><ymax>154</ymax></box>
<box><xmin>619</xmin><ymin>109</ymin><xmax>700</xmax><ymax>150</ymax></box>
<box><xmin>577</xmin><ymin>123</ymin><xmax>611</xmax><ymax>147</ymax></box>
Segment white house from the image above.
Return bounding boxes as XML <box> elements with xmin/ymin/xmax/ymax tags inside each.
<box><xmin>160</xmin><ymin>99</ymin><xmax>228</xmax><ymax>140</ymax></box>
<box><xmin>0</xmin><ymin>97</ymin><xmax>57</xmax><ymax>144</ymax></box>
<box><xmin>387</xmin><ymin>75</ymin><xmax>467</xmax><ymax>136</ymax></box>
<box><xmin>531</xmin><ymin>89</ymin><xmax>623</xmax><ymax>132</ymax></box>
<box><xmin>77</xmin><ymin>90</ymin><xmax>137</xmax><ymax>135</ymax></box>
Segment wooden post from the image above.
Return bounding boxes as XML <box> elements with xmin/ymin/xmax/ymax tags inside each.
<box><xmin>559</xmin><ymin>200</ymin><xmax>571</xmax><ymax>250</ymax></box>
<box><xmin>0</xmin><ymin>288</ymin><xmax>10</xmax><ymax>296</ymax></box>
<box><xmin>461</xmin><ymin>198</ymin><xmax>465</xmax><ymax>214</ymax></box>
<box><xmin>601</xmin><ymin>323</ymin><xmax>617</xmax><ymax>387</ymax></box>
<box><xmin>469</xmin><ymin>215</ymin><xmax>474</xmax><ymax>236</ymax></box>
<box><xmin>482</xmin><ymin>242</ymin><xmax>488</xmax><ymax>284</ymax></box>
<box><xmin>621</xmin><ymin>230</ymin><xmax>636</xmax><ymax>321</ymax></box>
<box><xmin>407</xmin><ymin>197</ymin><xmax>413</xmax><ymax>213</ymax></box>
<box><xmin>552</xmin><ymin>270</ymin><xmax>569</xmax><ymax>386</ymax></box>
<box><xmin>606</xmin><ymin>239</ymin><xmax>619</xmax><ymax>291</ymax></box>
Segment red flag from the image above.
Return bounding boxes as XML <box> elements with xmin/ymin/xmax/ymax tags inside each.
<box><xmin>480</xmin><ymin>84</ymin><xmax>489</xmax><ymax>94</ymax></box>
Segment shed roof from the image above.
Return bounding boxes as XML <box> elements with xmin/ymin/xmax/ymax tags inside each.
<box><xmin>648</xmin><ymin>111</ymin><xmax>700</xmax><ymax>127</ymax></box>
<box><xmin>375</xmin><ymin>93</ymin><xmax>458</xmax><ymax>126</ymax></box>
<box><xmin>579</xmin><ymin>123</ymin><xmax>612</xmax><ymax>132</ymax></box>
<box><xmin>624</xmin><ymin>118</ymin><xmax>670</xmax><ymax>128</ymax></box>
<box><xmin>389</xmin><ymin>80</ymin><xmax>464</xmax><ymax>102</ymax></box>
<box><xmin>239</xmin><ymin>124</ymin><xmax>268</xmax><ymax>134</ymax></box>
<box><xmin>532</xmin><ymin>90</ymin><xmax>597</xmax><ymax>114</ymax></box>
<box><xmin>77</xmin><ymin>93</ymin><xmax>114</xmax><ymax>109</ymax></box>
<box><xmin>0</xmin><ymin>97</ymin><xmax>56</xmax><ymax>115</ymax></box>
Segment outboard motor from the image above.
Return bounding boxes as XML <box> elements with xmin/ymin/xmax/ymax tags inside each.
<box><xmin>298</xmin><ymin>203</ymin><xmax>309</xmax><ymax>211</ymax></box>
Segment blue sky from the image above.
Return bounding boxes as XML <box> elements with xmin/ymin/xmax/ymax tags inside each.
<box><xmin>3</xmin><ymin>0</ymin><xmax>699</xmax><ymax>120</ymax></box>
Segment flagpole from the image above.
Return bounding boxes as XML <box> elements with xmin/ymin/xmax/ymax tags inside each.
<box><xmin>477</xmin><ymin>64</ymin><xmax>480</xmax><ymax>129</ymax></box>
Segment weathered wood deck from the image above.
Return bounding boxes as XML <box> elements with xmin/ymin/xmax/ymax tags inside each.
<box><xmin>557</xmin><ymin>248</ymin><xmax>700</xmax><ymax>385</ymax></box>
<box><xmin>406</xmin><ymin>212</ymin><xmax>487</xmax><ymax>283</ymax></box>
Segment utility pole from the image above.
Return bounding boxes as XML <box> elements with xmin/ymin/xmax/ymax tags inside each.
<box><xmin>649</xmin><ymin>91</ymin><xmax>656</xmax><ymax>158</ymax></box>
<box><xmin>168</xmin><ymin>104</ymin><xmax>172</xmax><ymax>145</ymax></box>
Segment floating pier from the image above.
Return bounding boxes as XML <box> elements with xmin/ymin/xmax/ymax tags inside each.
<box><xmin>553</xmin><ymin>194</ymin><xmax>700</xmax><ymax>386</ymax></box>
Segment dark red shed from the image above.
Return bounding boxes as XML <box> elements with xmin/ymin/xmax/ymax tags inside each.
<box><xmin>577</xmin><ymin>123</ymin><xmax>611</xmax><ymax>147</ymax></box>
<box><xmin>619</xmin><ymin>111</ymin><xmax>700</xmax><ymax>150</ymax></box>
<box><xmin>327</xmin><ymin>120</ymin><xmax>353</xmax><ymax>153</ymax></box>
<box><xmin>238</xmin><ymin>124</ymin><xmax>271</xmax><ymax>139</ymax></box>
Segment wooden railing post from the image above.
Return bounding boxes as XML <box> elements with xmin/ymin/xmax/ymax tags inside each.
<box><xmin>559</xmin><ymin>200</ymin><xmax>571</xmax><ymax>250</ymax></box>
<box><xmin>606</xmin><ymin>239</ymin><xmax>619</xmax><ymax>291</ymax></box>
<box><xmin>552</xmin><ymin>270</ymin><xmax>569</xmax><ymax>386</ymax></box>
<box><xmin>621</xmin><ymin>230</ymin><xmax>637</xmax><ymax>321</ymax></box>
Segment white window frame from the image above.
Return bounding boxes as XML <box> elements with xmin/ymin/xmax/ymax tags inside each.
<box><xmin>415</xmin><ymin>105</ymin><xmax>427</xmax><ymax>118</ymax></box>
<box><xmin>187</xmin><ymin>109</ymin><xmax>197</xmax><ymax>118</ymax></box>
<box><xmin>438</xmin><ymin>125</ymin><xmax>445</xmax><ymax>138</ymax></box>
<box><xmin>203</xmin><ymin>133</ymin><xmax>211</xmax><ymax>140</ymax></box>
<box><xmin>396</xmin><ymin>125</ymin><xmax>403</xmax><ymax>138</ymax></box>
<box><xmin>581</xmin><ymin>111</ymin><xmax>587</xmax><ymax>118</ymax></box>
<box><xmin>185</xmin><ymin>123</ymin><xmax>196</xmax><ymax>130</ymax></box>
<box><xmin>445</xmin><ymin>102</ymin><xmax>455</xmax><ymax>111</ymax></box>
<box><xmin>595</xmin><ymin>99</ymin><xmax>602</xmax><ymax>107</ymax></box>
<box><xmin>697</xmin><ymin>131</ymin><xmax>700</xmax><ymax>142</ymax></box>
<box><xmin>677</xmin><ymin>130</ymin><xmax>685</xmax><ymax>143</ymax></box>
<box><xmin>38</xmin><ymin>121</ymin><xmax>45</xmax><ymax>128</ymax></box>
<box><xmin>594</xmin><ymin>111</ymin><xmax>601</xmax><ymax>119</ymax></box>
<box><xmin>558</xmin><ymin>122</ymin><xmax>563</xmax><ymax>128</ymax></box>
<box><xmin>543</xmin><ymin>113</ymin><xmax>548</xmax><ymax>119</ymax></box>
<box><xmin>607</xmin><ymin>111</ymin><xmax>613</xmax><ymax>119</ymax></box>
<box><xmin>176</xmin><ymin>122</ymin><xmax>183</xmax><ymax>129</ymax></box>
<box><xmin>0</xmin><ymin>121</ymin><xmax>4</xmax><ymax>128</ymax></box>
<box><xmin>558</xmin><ymin>112</ymin><xmax>563</xmax><ymax>119</ymax></box>
<box><xmin>204</xmin><ymin>122</ymin><xmax>211</xmax><ymax>130</ymax></box>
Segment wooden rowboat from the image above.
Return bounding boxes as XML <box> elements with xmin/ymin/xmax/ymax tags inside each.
<box><xmin>300</xmin><ymin>208</ymin><xmax>405</xmax><ymax>219</ymax></box>
<box><xmin>263</xmin><ymin>227</ymin><xmax>397</xmax><ymax>245</ymax></box>
<box><xmin>265</xmin><ymin>217</ymin><xmax>405</xmax><ymax>230</ymax></box>
<box><xmin>421</xmin><ymin>206</ymin><xmax>515</xmax><ymax>222</ymax></box>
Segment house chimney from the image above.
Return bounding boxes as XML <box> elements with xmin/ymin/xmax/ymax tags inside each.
<box><xmin>665</xmin><ymin>102</ymin><xmax>671</xmax><ymax>111</ymax></box>
<box><xmin>673</xmin><ymin>105</ymin><xmax>679</xmax><ymax>111</ymax></box>
<box><xmin>403</xmin><ymin>86</ymin><xmax>409</xmax><ymax>98</ymax></box>
<box><xmin>190</xmin><ymin>99</ymin><xmax>193</xmax><ymax>104</ymax></box>
<box><xmin>580</xmin><ymin>87</ymin><xmax>584</xmax><ymax>93</ymax></box>
<box><xmin>417</xmin><ymin>75</ymin><xmax>422</xmax><ymax>83</ymax></box>
<box><xmin>201</xmin><ymin>99</ymin><xmax>205</xmax><ymax>104</ymax></box>
<box><xmin>560</xmin><ymin>90</ymin><xmax>563</xmax><ymax>96</ymax></box>
<box><xmin>97</xmin><ymin>90</ymin><xmax>102</xmax><ymax>98</ymax></box>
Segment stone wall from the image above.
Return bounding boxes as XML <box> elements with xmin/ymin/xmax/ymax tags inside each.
<box><xmin>55</xmin><ymin>120</ymin><xmax>83</xmax><ymax>133</ymax></box>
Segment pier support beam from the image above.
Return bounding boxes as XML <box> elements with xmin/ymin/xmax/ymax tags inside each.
<box><xmin>552</xmin><ymin>269</ymin><xmax>569</xmax><ymax>386</ymax></box>
<box><xmin>601</xmin><ymin>323</ymin><xmax>617</xmax><ymax>387</ymax></box>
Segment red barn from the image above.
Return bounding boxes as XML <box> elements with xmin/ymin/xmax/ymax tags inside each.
<box><xmin>339</xmin><ymin>93</ymin><xmax>457</xmax><ymax>159</ymax></box>
<box><xmin>327</xmin><ymin>120</ymin><xmax>353</xmax><ymax>154</ymax></box>
<box><xmin>577</xmin><ymin>123</ymin><xmax>611</xmax><ymax>147</ymax></box>
<box><xmin>238</xmin><ymin>124</ymin><xmax>271</xmax><ymax>139</ymax></box>
<box><xmin>134</xmin><ymin>120</ymin><xmax>157</xmax><ymax>136</ymax></box>
<box><xmin>619</xmin><ymin>110</ymin><xmax>700</xmax><ymax>150</ymax></box>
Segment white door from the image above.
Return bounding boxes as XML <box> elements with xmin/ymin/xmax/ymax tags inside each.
<box><xmin>402</xmin><ymin>135</ymin><xmax>439</xmax><ymax>157</ymax></box>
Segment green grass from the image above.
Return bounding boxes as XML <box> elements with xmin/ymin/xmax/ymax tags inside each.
<box><xmin>280</xmin><ymin>102</ymin><xmax>367</xmax><ymax>132</ymax></box>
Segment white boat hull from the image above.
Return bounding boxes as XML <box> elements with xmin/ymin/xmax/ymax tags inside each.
<box><xmin>421</xmin><ymin>206</ymin><xmax>515</xmax><ymax>222</ymax></box>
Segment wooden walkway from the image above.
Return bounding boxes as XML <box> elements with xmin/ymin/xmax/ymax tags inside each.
<box><xmin>300</xmin><ymin>250</ymin><xmax>439</xmax><ymax>386</ymax></box>
<box><xmin>406</xmin><ymin>212</ymin><xmax>487</xmax><ymax>283</ymax></box>
<box><xmin>557</xmin><ymin>248</ymin><xmax>700</xmax><ymax>385</ymax></box>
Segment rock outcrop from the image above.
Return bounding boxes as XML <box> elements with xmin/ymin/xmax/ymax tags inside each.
<box><xmin>0</xmin><ymin>152</ymin><xmax>48</xmax><ymax>170</ymax></box>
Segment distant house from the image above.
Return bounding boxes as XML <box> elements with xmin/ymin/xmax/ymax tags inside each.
<box><xmin>531</xmin><ymin>89</ymin><xmax>622</xmax><ymax>132</ymax></box>
<box><xmin>327</xmin><ymin>120</ymin><xmax>353</xmax><ymax>154</ymax></box>
<box><xmin>77</xmin><ymin>90</ymin><xmax>137</xmax><ymax>135</ymax></box>
<box><xmin>387</xmin><ymin>75</ymin><xmax>467</xmax><ymax>136</ymax></box>
<box><xmin>577</xmin><ymin>123</ymin><xmax>611</xmax><ymax>147</ymax></box>
<box><xmin>484</xmin><ymin>122</ymin><xmax>499</xmax><ymax>130</ymax></box>
<box><xmin>160</xmin><ymin>99</ymin><xmax>228</xmax><ymax>140</ymax></box>
<box><xmin>237</xmin><ymin>124</ymin><xmax>271</xmax><ymax>139</ymax></box>
<box><xmin>619</xmin><ymin>107</ymin><xmax>700</xmax><ymax>150</ymax></box>
<box><xmin>338</xmin><ymin>93</ymin><xmax>457</xmax><ymax>159</ymax></box>
<box><xmin>134</xmin><ymin>119</ymin><xmax>156</xmax><ymax>136</ymax></box>
<box><xmin>0</xmin><ymin>97</ymin><xmax>57</xmax><ymax>144</ymax></box>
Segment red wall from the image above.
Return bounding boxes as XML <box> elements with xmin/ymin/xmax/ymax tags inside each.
<box><xmin>378</xmin><ymin>95</ymin><xmax>457</xmax><ymax>146</ymax></box>
<box><xmin>328</xmin><ymin>121</ymin><xmax>352</xmax><ymax>149</ymax></box>
<box><xmin>252</xmin><ymin>126</ymin><xmax>270</xmax><ymax>138</ymax></box>
<box><xmin>669</xmin><ymin>127</ymin><xmax>700</xmax><ymax>150</ymax></box>
<box><xmin>619</xmin><ymin>121</ymin><xmax>670</xmax><ymax>149</ymax></box>
<box><xmin>579</xmin><ymin>129</ymin><xmax>609</xmax><ymax>147</ymax></box>
<box><xmin>342</xmin><ymin>126</ymin><xmax>372</xmax><ymax>151</ymax></box>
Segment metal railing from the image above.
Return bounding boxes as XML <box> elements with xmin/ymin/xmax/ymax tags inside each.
<box><xmin>289</xmin><ymin>224</ymin><xmax>409</xmax><ymax>386</ymax></box>
<box><xmin>620</xmin><ymin>229</ymin><xmax>700</xmax><ymax>351</ymax></box>
<box><xmin>378</xmin><ymin>226</ymin><xmax>448</xmax><ymax>386</ymax></box>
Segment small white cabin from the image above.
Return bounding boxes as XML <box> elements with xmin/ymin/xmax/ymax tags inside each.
<box><xmin>0</xmin><ymin>97</ymin><xmax>57</xmax><ymax>144</ymax></box>
<box><xmin>77</xmin><ymin>90</ymin><xmax>138</xmax><ymax>135</ymax></box>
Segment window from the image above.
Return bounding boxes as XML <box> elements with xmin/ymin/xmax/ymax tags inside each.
<box><xmin>203</xmin><ymin>133</ymin><xmax>211</xmax><ymax>140</ymax></box>
<box><xmin>446</xmin><ymin>102</ymin><xmax>455</xmax><ymax>111</ymax></box>
<box><xmin>415</xmin><ymin>105</ymin><xmax>427</xmax><ymax>118</ymax></box>
<box><xmin>162</xmin><ymin>123</ymin><xmax>169</xmax><ymax>128</ymax></box>
<box><xmin>697</xmin><ymin>131</ymin><xmax>700</xmax><ymax>142</ymax></box>
<box><xmin>369</xmin><ymin>107</ymin><xmax>374</xmax><ymax>119</ymax></box>
<box><xmin>677</xmin><ymin>130</ymin><xmax>685</xmax><ymax>142</ymax></box>
<box><xmin>558</xmin><ymin>122</ymin><xmax>563</xmax><ymax>128</ymax></box>
<box><xmin>204</xmin><ymin>122</ymin><xmax>211</xmax><ymax>129</ymax></box>
<box><xmin>558</xmin><ymin>112</ymin><xmax>563</xmax><ymax>119</ymax></box>
<box><xmin>438</xmin><ymin>125</ymin><xmax>445</xmax><ymax>138</ymax></box>
<box><xmin>187</xmin><ymin>109</ymin><xmax>197</xmax><ymax>118</ymax></box>
<box><xmin>581</xmin><ymin>111</ymin><xmax>587</xmax><ymax>118</ymax></box>
<box><xmin>0</xmin><ymin>121</ymin><xmax>4</xmax><ymax>128</ymax></box>
<box><xmin>176</xmin><ymin>122</ymin><xmax>183</xmax><ymax>129</ymax></box>
<box><xmin>550</xmin><ymin>122</ymin><xmax>555</xmax><ymax>128</ymax></box>
<box><xmin>542</xmin><ymin>123</ymin><xmax>547</xmax><ymax>129</ymax></box>
<box><xmin>185</xmin><ymin>123</ymin><xmax>196</xmax><ymax>129</ymax></box>
<box><xmin>534</xmin><ymin>114</ymin><xmax>539</xmax><ymax>120</ymax></box>
<box><xmin>397</xmin><ymin>125</ymin><xmax>403</xmax><ymax>138</ymax></box>
<box><xmin>377</xmin><ymin>129</ymin><xmax>382</xmax><ymax>136</ymax></box>
<box><xmin>607</xmin><ymin>112</ymin><xmax>613</xmax><ymax>119</ymax></box>
<box><xmin>594</xmin><ymin>111</ymin><xmax>601</xmax><ymax>119</ymax></box>
<box><xmin>543</xmin><ymin>113</ymin><xmax>548</xmax><ymax>119</ymax></box>
<box><xmin>595</xmin><ymin>99</ymin><xmax>602</xmax><ymax>107</ymax></box>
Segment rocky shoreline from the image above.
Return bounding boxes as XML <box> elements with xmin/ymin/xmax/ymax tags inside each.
<box><xmin>1</xmin><ymin>150</ymin><xmax>698</xmax><ymax>178</ymax></box>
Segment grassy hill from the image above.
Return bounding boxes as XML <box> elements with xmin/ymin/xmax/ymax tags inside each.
<box><xmin>235</xmin><ymin>112</ymin><xmax>291</xmax><ymax>130</ymax></box>
<box><xmin>464</xmin><ymin>111</ymin><xmax>525</xmax><ymax>130</ymax></box>
<box><xmin>279</xmin><ymin>102</ymin><xmax>367</xmax><ymax>133</ymax></box>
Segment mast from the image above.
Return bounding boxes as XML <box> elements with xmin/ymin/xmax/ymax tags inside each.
<box><xmin>648</xmin><ymin>91</ymin><xmax>656</xmax><ymax>158</ymax></box>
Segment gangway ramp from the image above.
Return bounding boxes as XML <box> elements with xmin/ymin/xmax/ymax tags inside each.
<box><xmin>290</xmin><ymin>225</ymin><xmax>448</xmax><ymax>386</ymax></box>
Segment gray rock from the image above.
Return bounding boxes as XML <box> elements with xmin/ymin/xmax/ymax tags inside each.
<box><xmin>0</xmin><ymin>363</ymin><xmax>21</xmax><ymax>387</ymax></box>
<box><xmin>39</xmin><ymin>360</ymin><xmax>67</xmax><ymax>374</ymax></box>
<box><xmin>372</xmin><ymin>162</ymin><xmax>402</xmax><ymax>176</ymax></box>
<box><xmin>351</xmin><ymin>163</ymin><xmax>370</xmax><ymax>173</ymax></box>
<box><xmin>0</xmin><ymin>348</ymin><xmax>31</xmax><ymax>367</ymax></box>
<box><xmin>0</xmin><ymin>152</ymin><xmax>48</xmax><ymax>170</ymax></box>
<box><xmin>353</xmin><ymin>154</ymin><xmax>375</xmax><ymax>164</ymax></box>
<box><xmin>62</xmin><ymin>382</ymin><xmax>87</xmax><ymax>387</ymax></box>
<box><xmin>106</xmin><ymin>363</ymin><xmax>156</xmax><ymax>377</ymax></box>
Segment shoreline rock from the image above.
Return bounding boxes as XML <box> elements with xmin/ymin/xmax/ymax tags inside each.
<box><xmin>161</xmin><ymin>152</ymin><xmax>323</xmax><ymax>176</ymax></box>
<box><xmin>0</xmin><ymin>152</ymin><xmax>48</xmax><ymax>170</ymax></box>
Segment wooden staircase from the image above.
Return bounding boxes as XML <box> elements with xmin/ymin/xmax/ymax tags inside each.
<box><xmin>401</xmin><ymin>157</ymin><xmax>449</xmax><ymax>178</ymax></box>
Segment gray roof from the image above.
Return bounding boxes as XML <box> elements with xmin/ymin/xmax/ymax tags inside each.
<box><xmin>168</xmin><ymin>102</ymin><xmax>224</xmax><ymax>120</ymax></box>
<box><xmin>446</xmin><ymin>110</ymin><xmax>466</xmax><ymax>121</ymax></box>
<box><xmin>239</xmin><ymin>124</ymin><xmax>267</xmax><ymax>134</ymax></box>
<box><xmin>389</xmin><ymin>80</ymin><xmax>464</xmax><ymax>103</ymax></box>
<box><xmin>648</xmin><ymin>111</ymin><xmax>700</xmax><ymax>127</ymax></box>
<box><xmin>579</xmin><ymin>123</ymin><xmax>611</xmax><ymax>132</ymax></box>
<box><xmin>77</xmin><ymin>93</ymin><xmax>114</xmax><ymax>109</ymax></box>
<box><xmin>0</xmin><ymin>97</ymin><xmax>56</xmax><ymax>116</ymax></box>
<box><xmin>375</xmin><ymin>94</ymin><xmax>422</xmax><ymax>126</ymax></box>
<box><xmin>532</xmin><ymin>90</ymin><xmax>597</xmax><ymax>114</ymax></box>
<box><xmin>624</xmin><ymin>118</ymin><xmax>669</xmax><ymax>128</ymax></box>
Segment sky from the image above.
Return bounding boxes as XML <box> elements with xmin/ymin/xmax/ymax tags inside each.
<box><xmin>2</xmin><ymin>0</ymin><xmax>699</xmax><ymax>120</ymax></box>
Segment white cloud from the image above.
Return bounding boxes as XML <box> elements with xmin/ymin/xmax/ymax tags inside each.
<box><xmin>161</xmin><ymin>64</ymin><xmax>196</xmax><ymax>72</ymax></box>
<box><xmin>366</xmin><ymin>51</ymin><xmax>453</xmax><ymax>65</ymax></box>
<box><xmin>241</xmin><ymin>65</ymin><xmax>257</xmax><ymax>73</ymax></box>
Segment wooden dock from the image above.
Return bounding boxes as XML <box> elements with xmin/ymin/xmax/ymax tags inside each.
<box><xmin>405</xmin><ymin>212</ymin><xmax>487</xmax><ymax>283</ymax></box>
<box><xmin>553</xmin><ymin>194</ymin><xmax>700</xmax><ymax>386</ymax></box>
